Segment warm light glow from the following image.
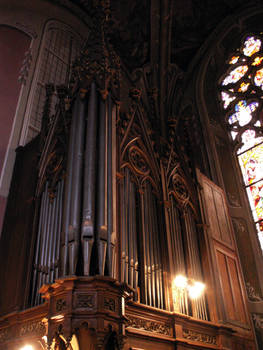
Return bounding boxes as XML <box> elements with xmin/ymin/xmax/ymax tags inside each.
<box><xmin>42</xmin><ymin>336</ymin><xmax>47</xmax><ymax>343</ymax></box>
<box><xmin>50</xmin><ymin>314</ymin><xmax>64</xmax><ymax>320</ymax></box>
<box><xmin>188</xmin><ymin>281</ymin><xmax>205</xmax><ymax>299</ymax></box>
<box><xmin>173</xmin><ymin>275</ymin><xmax>188</xmax><ymax>289</ymax></box>
<box><xmin>20</xmin><ymin>345</ymin><xmax>34</xmax><ymax>350</ymax></box>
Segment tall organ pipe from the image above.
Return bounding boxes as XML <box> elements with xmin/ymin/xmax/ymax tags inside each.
<box><xmin>107</xmin><ymin>96</ymin><xmax>114</xmax><ymax>277</ymax></box>
<box><xmin>31</xmin><ymin>185</ymin><xmax>46</xmax><ymax>306</ymax></box>
<box><xmin>82</xmin><ymin>82</ymin><xmax>98</xmax><ymax>275</ymax></box>
<box><xmin>61</xmin><ymin>93</ymin><xmax>77</xmax><ymax>275</ymax></box>
<box><xmin>97</xmin><ymin>97</ymin><xmax>107</xmax><ymax>275</ymax></box>
<box><xmin>68</xmin><ymin>95</ymin><xmax>86</xmax><ymax>275</ymax></box>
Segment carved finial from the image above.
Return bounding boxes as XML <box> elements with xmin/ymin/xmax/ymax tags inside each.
<box><xmin>69</xmin><ymin>0</ymin><xmax>120</xmax><ymax>100</ymax></box>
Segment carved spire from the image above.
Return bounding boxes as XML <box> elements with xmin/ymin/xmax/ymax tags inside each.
<box><xmin>70</xmin><ymin>0</ymin><xmax>120</xmax><ymax>100</ymax></box>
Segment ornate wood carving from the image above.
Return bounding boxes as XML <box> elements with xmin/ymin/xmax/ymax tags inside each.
<box><xmin>127</xmin><ymin>316</ymin><xmax>171</xmax><ymax>336</ymax></box>
<box><xmin>182</xmin><ymin>328</ymin><xmax>217</xmax><ymax>345</ymax></box>
<box><xmin>104</xmin><ymin>298</ymin><xmax>116</xmax><ymax>312</ymax></box>
<box><xmin>75</xmin><ymin>294</ymin><xmax>94</xmax><ymax>309</ymax></box>
<box><xmin>19</xmin><ymin>321</ymin><xmax>46</xmax><ymax>337</ymax></box>
<box><xmin>0</xmin><ymin>328</ymin><xmax>11</xmax><ymax>343</ymax></box>
<box><xmin>56</xmin><ymin>299</ymin><xmax>67</xmax><ymax>312</ymax></box>
<box><xmin>70</xmin><ymin>2</ymin><xmax>120</xmax><ymax>101</ymax></box>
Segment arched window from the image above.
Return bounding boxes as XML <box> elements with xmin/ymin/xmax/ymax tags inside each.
<box><xmin>219</xmin><ymin>34</ymin><xmax>263</xmax><ymax>250</ymax></box>
<box><xmin>20</xmin><ymin>20</ymin><xmax>82</xmax><ymax>144</ymax></box>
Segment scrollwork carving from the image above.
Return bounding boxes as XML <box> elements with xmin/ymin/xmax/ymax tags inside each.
<box><xmin>246</xmin><ymin>282</ymin><xmax>262</xmax><ymax>302</ymax></box>
<box><xmin>127</xmin><ymin>316</ymin><xmax>170</xmax><ymax>336</ymax></box>
<box><xmin>76</xmin><ymin>294</ymin><xmax>94</xmax><ymax>309</ymax></box>
<box><xmin>19</xmin><ymin>321</ymin><xmax>46</xmax><ymax>337</ymax></box>
<box><xmin>253</xmin><ymin>313</ymin><xmax>263</xmax><ymax>329</ymax></box>
<box><xmin>0</xmin><ymin>328</ymin><xmax>11</xmax><ymax>343</ymax></box>
<box><xmin>182</xmin><ymin>329</ymin><xmax>217</xmax><ymax>345</ymax></box>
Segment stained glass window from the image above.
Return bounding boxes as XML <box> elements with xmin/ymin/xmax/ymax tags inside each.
<box><xmin>219</xmin><ymin>35</ymin><xmax>263</xmax><ymax>250</ymax></box>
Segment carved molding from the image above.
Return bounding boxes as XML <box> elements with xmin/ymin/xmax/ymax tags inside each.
<box><xmin>75</xmin><ymin>294</ymin><xmax>94</xmax><ymax>309</ymax></box>
<box><xmin>182</xmin><ymin>329</ymin><xmax>217</xmax><ymax>345</ymax></box>
<box><xmin>104</xmin><ymin>298</ymin><xmax>116</xmax><ymax>312</ymax></box>
<box><xmin>126</xmin><ymin>316</ymin><xmax>171</xmax><ymax>336</ymax></box>
<box><xmin>19</xmin><ymin>321</ymin><xmax>46</xmax><ymax>337</ymax></box>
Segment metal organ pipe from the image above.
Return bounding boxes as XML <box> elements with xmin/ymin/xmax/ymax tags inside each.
<box><xmin>97</xmin><ymin>97</ymin><xmax>107</xmax><ymax>275</ymax></box>
<box><xmin>68</xmin><ymin>95</ymin><xmax>86</xmax><ymax>275</ymax></box>
<box><xmin>184</xmin><ymin>207</ymin><xmax>208</xmax><ymax>320</ymax></box>
<box><xmin>107</xmin><ymin>96</ymin><xmax>115</xmax><ymax>278</ymax></box>
<box><xmin>82</xmin><ymin>82</ymin><xmax>98</xmax><ymax>275</ymax></box>
<box><xmin>61</xmin><ymin>93</ymin><xmax>77</xmax><ymax>276</ymax></box>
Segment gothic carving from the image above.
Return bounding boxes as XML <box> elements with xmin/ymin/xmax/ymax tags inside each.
<box><xmin>18</xmin><ymin>48</ymin><xmax>32</xmax><ymax>85</ymax></box>
<box><xmin>104</xmin><ymin>298</ymin><xmax>116</xmax><ymax>312</ymax></box>
<box><xmin>0</xmin><ymin>328</ymin><xmax>11</xmax><ymax>343</ymax></box>
<box><xmin>56</xmin><ymin>299</ymin><xmax>67</xmax><ymax>312</ymax></box>
<box><xmin>128</xmin><ymin>146</ymin><xmax>150</xmax><ymax>176</ymax></box>
<box><xmin>70</xmin><ymin>2</ymin><xmax>120</xmax><ymax>100</ymax></box>
<box><xmin>37</xmin><ymin>84</ymin><xmax>69</xmax><ymax>196</ymax></box>
<box><xmin>182</xmin><ymin>329</ymin><xmax>217</xmax><ymax>345</ymax></box>
<box><xmin>253</xmin><ymin>313</ymin><xmax>263</xmax><ymax>329</ymax></box>
<box><xmin>126</xmin><ymin>316</ymin><xmax>171</xmax><ymax>336</ymax></box>
<box><xmin>75</xmin><ymin>294</ymin><xmax>94</xmax><ymax>309</ymax></box>
<box><xmin>19</xmin><ymin>321</ymin><xmax>46</xmax><ymax>337</ymax></box>
<box><xmin>246</xmin><ymin>282</ymin><xmax>262</xmax><ymax>302</ymax></box>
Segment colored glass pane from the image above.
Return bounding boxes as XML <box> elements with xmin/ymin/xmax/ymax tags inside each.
<box><xmin>238</xmin><ymin>82</ymin><xmax>250</xmax><ymax>92</ymax></box>
<box><xmin>238</xmin><ymin>130</ymin><xmax>263</xmax><ymax>154</ymax></box>
<box><xmin>231</xmin><ymin>131</ymin><xmax>238</xmax><ymax>140</ymax></box>
<box><xmin>222</xmin><ymin>65</ymin><xmax>248</xmax><ymax>86</ymax></box>
<box><xmin>252</xmin><ymin>56</ymin><xmax>263</xmax><ymax>66</ymax></box>
<box><xmin>242</xmin><ymin>36</ymin><xmax>261</xmax><ymax>57</ymax></box>
<box><xmin>228</xmin><ymin>100</ymin><xmax>258</xmax><ymax>126</ymax></box>
<box><xmin>238</xmin><ymin>142</ymin><xmax>263</xmax><ymax>186</ymax></box>
<box><xmin>246</xmin><ymin>179</ymin><xmax>263</xmax><ymax>223</ymax></box>
<box><xmin>229</xmin><ymin>56</ymin><xmax>239</xmax><ymax>64</ymax></box>
<box><xmin>221</xmin><ymin>91</ymin><xmax>236</xmax><ymax>108</ymax></box>
<box><xmin>254</xmin><ymin>68</ymin><xmax>263</xmax><ymax>88</ymax></box>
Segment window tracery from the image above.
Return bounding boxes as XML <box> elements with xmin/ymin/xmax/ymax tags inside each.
<box><xmin>21</xmin><ymin>20</ymin><xmax>82</xmax><ymax>144</ymax></box>
<box><xmin>219</xmin><ymin>34</ymin><xmax>263</xmax><ymax>249</ymax></box>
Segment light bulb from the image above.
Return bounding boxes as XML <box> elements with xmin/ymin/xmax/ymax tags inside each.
<box><xmin>20</xmin><ymin>345</ymin><xmax>34</xmax><ymax>350</ymax></box>
<box><xmin>188</xmin><ymin>281</ymin><xmax>205</xmax><ymax>299</ymax></box>
<box><xmin>173</xmin><ymin>275</ymin><xmax>188</xmax><ymax>289</ymax></box>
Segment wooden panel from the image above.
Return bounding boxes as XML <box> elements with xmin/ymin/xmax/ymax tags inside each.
<box><xmin>213</xmin><ymin>189</ymin><xmax>232</xmax><ymax>246</ymax></box>
<box><xmin>200</xmin><ymin>174</ymin><xmax>233</xmax><ymax>247</ymax></box>
<box><xmin>215</xmin><ymin>246</ymin><xmax>248</xmax><ymax>325</ymax></box>
<box><xmin>216</xmin><ymin>249</ymin><xmax>236</xmax><ymax>321</ymax></box>
<box><xmin>197</xmin><ymin>170</ymin><xmax>249</xmax><ymax>327</ymax></box>
<box><xmin>227</xmin><ymin>255</ymin><xmax>247</xmax><ymax>324</ymax></box>
<box><xmin>202</xmin><ymin>182</ymin><xmax>220</xmax><ymax>240</ymax></box>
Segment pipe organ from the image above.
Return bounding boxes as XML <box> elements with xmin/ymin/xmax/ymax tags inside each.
<box><xmin>0</xmin><ymin>2</ymin><xmax>257</xmax><ymax>349</ymax></box>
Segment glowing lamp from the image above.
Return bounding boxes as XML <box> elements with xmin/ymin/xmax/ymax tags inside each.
<box><xmin>173</xmin><ymin>275</ymin><xmax>188</xmax><ymax>289</ymax></box>
<box><xmin>20</xmin><ymin>345</ymin><xmax>34</xmax><ymax>350</ymax></box>
<box><xmin>188</xmin><ymin>281</ymin><xmax>205</xmax><ymax>299</ymax></box>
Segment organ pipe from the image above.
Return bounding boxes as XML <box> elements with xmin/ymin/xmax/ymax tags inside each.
<box><xmin>81</xmin><ymin>82</ymin><xmax>98</xmax><ymax>275</ymax></box>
